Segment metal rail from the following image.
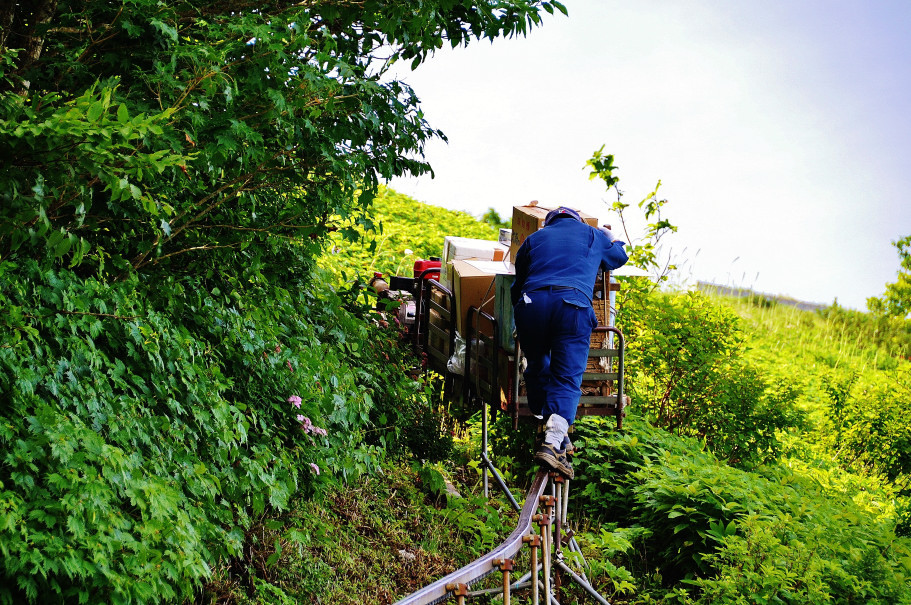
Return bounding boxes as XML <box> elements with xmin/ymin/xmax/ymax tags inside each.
<box><xmin>390</xmin><ymin>268</ymin><xmax>620</xmax><ymax>604</ymax></box>
<box><xmin>394</xmin><ymin>465</ymin><xmax>612</xmax><ymax>605</ymax></box>
<box><xmin>394</xmin><ymin>470</ymin><xmax>551</xmax><ymax>605</ymax></box>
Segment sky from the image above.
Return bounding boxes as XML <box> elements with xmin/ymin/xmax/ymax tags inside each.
<box><xmin>386</xmin><ymin>0</ymin><xmax>911</xmax><ymax>311</ymax></box>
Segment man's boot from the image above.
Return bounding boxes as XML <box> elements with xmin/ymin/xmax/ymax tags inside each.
<box><xmin>534</xmin><ymin>414</ymin><xmax>574</xmax><ymax>479</ymax></box>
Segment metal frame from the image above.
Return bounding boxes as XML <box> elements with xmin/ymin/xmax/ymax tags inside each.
<box><xmin>418</xmin><ymin>278</ymin><xmax>458</xmax><ymax>402</ymax></box>
<box><xmin>394</xmin><ymin>467</ymin><xmax>613</xmax><ymax>605</ymax></box>
<box><xmin>464</xmin><ymin>307</ymin><xmax>518</xmax><ymax>509</ymax></box>
<box><xmin>509</xmin><ymin>327</ymin><xmax>627</xmax><ymax>428</ymax></box>
<box><xmin>389</xmin><ymin>268</ymin><xmax>622</xmax><ymax>604</ymax></box>
<box><xmin>393</xmin><ymin>469</ymin><xmax>551</xmax><ymax>605</ymax></box>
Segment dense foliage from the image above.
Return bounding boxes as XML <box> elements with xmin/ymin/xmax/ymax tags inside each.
<box><xmin>0</xmin><ymin>1</ymin><xmax>567</xmax><ymax>602</ymax></box>
<box><xmin>0</xmin><ymin>0</ymin><xmax>561</xmax><ymax>280</ymax></box>
<box><xmin>0</xmin><ymin>259</ymin><xmax>430</xmax><ymax>602</ymax></box>
<box><xmin>619</xmin><ymin>290</ymin><xmax>804</xmax><ymax>467</ymax></box>
<box><xmin>733</xmin><ymin>295</ymin><xmax>911</xmax><ymax>520</ymax></box>
<box><xmin>868</xmin><ymin>234</ymin><xmax>911</xmax><ymax>318</ymax></box>
<box><xmin>573</xmin><ymin>417</ymin><xmax>911</xmax><ymax>603</ymax></box>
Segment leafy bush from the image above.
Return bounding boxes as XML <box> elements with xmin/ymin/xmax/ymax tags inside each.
<box><xmin>0</xmin><ymin>259</ymin><xmax>423</xmax><ymax>603</ymax></box>
<box><xmin>572</xmin><ymin>416</ymin><xmax>911</xmax><ymax>602</ymax></box>
<box><xmin>818</xmin><ymin>368</ymin><xmax>911</xmax><ymax>495</ymax></box>
<box><xmin>1</xmin><ymin>1</ymin><xmax>558</xmax><ymax>281</ymax></box>
<box><xmin>694</xmin><ymin>511</ymin><xmax>911</xmax><ymax>604</ymax></box>
<box><xmin>619</xmin><ymin>291</ymin><xmax>803</xmax><ymax>466</ymax></box>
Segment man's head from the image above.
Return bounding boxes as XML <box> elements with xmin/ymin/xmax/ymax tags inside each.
<box><xmin>544</xmin><ymin>206</ymin><xmax>582</xmax><ymax>226</ymax></box>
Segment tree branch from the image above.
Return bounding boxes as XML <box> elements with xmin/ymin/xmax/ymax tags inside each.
<box><xmin>25</xmin><ymin>309</ymin><xmax>139</xmax><ymax>321</ymax></box>
<box><xmin>151</xmin><ymin>243</ymin><xmax>240</xmax><ymax>264</ymax></box>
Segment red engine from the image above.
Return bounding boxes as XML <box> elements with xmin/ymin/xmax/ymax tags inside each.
<box><xmin>413</xmin><ymin>258</ymin><xmax>441</xmax><ymax>281</ymax></box>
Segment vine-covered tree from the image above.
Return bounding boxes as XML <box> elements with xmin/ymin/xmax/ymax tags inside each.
<box><xmin>481</xmin><ymin>206</ymin><xmax>511</xmax><ymax>229</ymax></box>
<box><xmin>868</xmin><ymin>235</ymin><xmax>911</xmax><ymax>318</ymax></box>
<box><xmin>0</xmin><ymin>0</ymin><xmax>566</xmax><ymax>280</ymax></box>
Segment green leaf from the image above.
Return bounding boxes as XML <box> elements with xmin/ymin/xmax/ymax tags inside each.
<box><xmin>87</xmin><ymin>101</ymin><xmax>104</xmax><ymax>122</ymax></box>
<box><xmin>54</xmin><ymin>234</ymin><xmax>74</xmax><ymax>257</ymax></box>
<box><xmin>46</xmin><ymin>229</ymin><xmax>65</xmax><ymax>248</ymax></box>
<box><xmin>150</xmin><ymin>18</ymin><xmax>178</xmax><ymax>42</ymax></box>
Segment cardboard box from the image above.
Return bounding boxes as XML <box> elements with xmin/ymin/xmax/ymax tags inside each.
<box><xmin>450</xmin><ymin>259</ymin><xmax>499</xmax><ymax>337</ymax></box>
<box><xmin>509</xmin><ymin>205</ymin><xmax>599</xmax><ymax>261</ymax></box>
<box><xmin>440</xmin><ymin>236</ymin><xmax>508</xmax><ymax>288</ymax></box>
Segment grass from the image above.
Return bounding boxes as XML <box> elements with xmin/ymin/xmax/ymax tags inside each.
<box><xmin>709</xmin><ymin>291</ymin><xmax>910</xmax><ymax>520</ymax></box>
<box><xmin>709</xmin><ymin>293</ymin><xmax>906</xmax><ymax>414</ymax></box>
<box><xmin>208</xmin><ymin>189</ymin><xmax>911</xmax><ymax>604</ymax></box>
<box><xmin>196</xmin><ymin>457</ymin><xmax>523</xmax><ymax>604</ymax></box>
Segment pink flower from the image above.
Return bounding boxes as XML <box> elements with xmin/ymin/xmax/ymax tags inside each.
<box><xmin>309</xmin><ymin>462</ymin><xmax>320</xmax><ymax>475</ymax></box>
<box><xmin>297</xmin><ymin>415</ymin><xmax>327</xmax><ymax>437</ymax></box>
<box><xmin>288</xmin><ymin>395</ymin><xmax>302</xmax><ymax>408</ymax></box>
<box><xmin>286</xmin><ymin>360</ymin><xmax>294</xmax><ymax>372</ymax></box>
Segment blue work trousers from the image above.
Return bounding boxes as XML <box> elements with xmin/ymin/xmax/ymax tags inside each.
<box><xmin>514</xmin><ymin>287</ymin><xmax>597</xmax><ymax>424</ymax></box>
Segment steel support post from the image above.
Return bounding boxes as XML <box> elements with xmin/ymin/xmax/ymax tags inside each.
<box><xmin>493</xmin><ymin>558</ymin><xmax>515</xmax><ymax>604</ymax></box>
<box><xmin>535</xmin><ymin>512</ymin><xmax>552</xmax><ymax>600</ymax></box>
<box><xmin>523</xmin><ymin>534</ymin><xmax>542</xmax><ymax>605</ymax></box>
<box><xmin>445</xmin><ymin>582</ymin><xmax>469</xmax><ymax>605</ymax></box>
<box><xmin>482</xmin><ymin>397</ymin><xmax>489</xmax><ymax>498</ymax></box>
<box><xmin>556</xmin><ymin>560</ymin><xmax>612</xmax><ymax>605</ymax></box>
<box><xmin>480</xmin><ymin>452</ymin><xmax>520</xmax><ymax>512</ymax></box>
<box><xmin>552</xmin><ymin>474</ymin><xmax>564</xmax><ymax>556</ymax></box>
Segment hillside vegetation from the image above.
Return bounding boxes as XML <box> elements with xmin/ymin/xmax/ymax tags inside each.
<box><xmin>319</xmin><ymin>187</ymin><xmax>911</xmax><ymax>604</ymax></box>
<box><xmin>4</xmin><ymin>158</ymin><xmax>911</xmax><ymax>603</ymax></box>
<box><xmin>0</xmin><ymin>1</ymin><xmax>565</xmax><ymax>602</ymax></box>
<box><xmin>2</xmin><ymin>1</ymin><xmax>909</xmax><ymax>599</ymax></box>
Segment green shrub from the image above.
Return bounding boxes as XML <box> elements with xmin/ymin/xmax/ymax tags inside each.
<box><xmin>619</xmin><ymin>291</ymin><xmax>803</xmax><ymax>466</ymax></box>
<box><xmin>693</xmin><ymin>504</ymin><xmax>911</xmax><ymax>604</ymax></box>
<box><xmin>0</xmin><ymin>259</ymin><xmax>424</xmax><ymax>603</ymax></box>
<box><xmin>818</xmin><ymin>368</ymin><xmax>911</xmax><ymax>494</ymax></box>
<box><xmin>572</xmin><ymin>416</ymin><xmax>911</xmax><ymax>602</ymax></box>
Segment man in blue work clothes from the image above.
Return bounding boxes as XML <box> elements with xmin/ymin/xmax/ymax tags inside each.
<box><xmin>511</xmin><ymin>207</ymin><xmax>629</xmax><ymax>478</ymax></box>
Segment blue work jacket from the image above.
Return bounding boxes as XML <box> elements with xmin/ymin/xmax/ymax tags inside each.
<box><xmin>511</xmin><ymin>217</ymin><xmax>629</xmax><ymax>306</ymax></box>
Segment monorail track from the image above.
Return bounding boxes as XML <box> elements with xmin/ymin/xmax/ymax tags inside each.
<box><xmin>385</xmin><ymin>266</ymin><xmax>622</xmax><ymax>604</ymax></box>
<box><xmin>394</xmin><ymin>467</ymin><xmax>611</xmax><ymax>605</ymax></box>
